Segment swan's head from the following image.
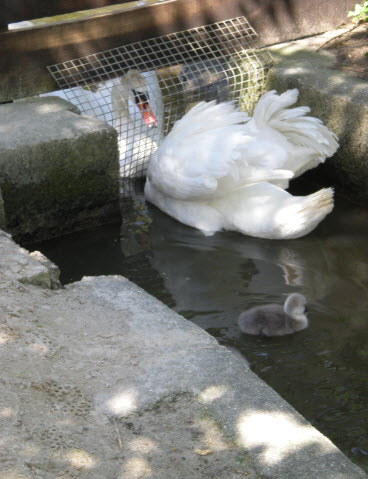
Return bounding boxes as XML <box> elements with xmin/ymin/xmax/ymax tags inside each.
<box><xmin>131</xmin><ymin>87</ymin><xmax>157</xmax><ymax>128</ymax></box>
<box><xmin>283</xmin><ymin>293</ymin><xmax>307</xmax><ymax>320</ymax></box>
<box><xmin>117</xmin><ymin>70</ymin><xmax>158</xmax><ymax>128</ymax></box>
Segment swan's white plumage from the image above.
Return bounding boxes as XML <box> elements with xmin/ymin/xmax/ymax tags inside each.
<box><xmin>249</xmin><ymin>89</ymin><xmax>339</xmax><ymax>178</ymax></box>
<box><xmin>111</xmin><ymin>70</ymin><xmax>163</xmax><ymax>177</ymax></box>
<box><xmin>145</xmin><ymin>89</ymin><xmax>338</xmax><ymax>239</ymax></box>
<box><xmin>148</xmin><ymin>100</ymin><xmax>293</xmax><ymax>202</ymax></box>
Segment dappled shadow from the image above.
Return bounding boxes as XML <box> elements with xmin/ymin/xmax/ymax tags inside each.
<box><xmin>323</xmin><ymin>24</ymin><xmax>368</xmax><ymax>82</ymax></box>
<box><xmin>1</xmin><ymin>369</ymin><xmax>365</xmax><ymax>478</ymax></box>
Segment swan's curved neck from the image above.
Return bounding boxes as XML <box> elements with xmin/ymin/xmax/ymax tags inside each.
<box><xmin>112</xmin><ymin>70</ymin><xmax>161</xmax><ymax>129</ymax></box>
<box><xmin>284</xmin><ymin>295</ymin><xmax>306</xmax><ymax>322</ymax></box>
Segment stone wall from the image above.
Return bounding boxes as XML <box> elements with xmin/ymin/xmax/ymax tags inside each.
<box><xmin>0</xmin><ymin>96</ymin><xmax>120</xmax><ymax>241</ymax></box>
<box><xmin>267</xmin><ymin>40</ymin><xmax>368</xmax><ymax>205</ymax></box>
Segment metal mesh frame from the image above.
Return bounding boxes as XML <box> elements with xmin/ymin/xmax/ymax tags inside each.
<box><xmin>48</xmin><ymin>16</ymin><xmax>273</xmax><ymax>179</ymax></box>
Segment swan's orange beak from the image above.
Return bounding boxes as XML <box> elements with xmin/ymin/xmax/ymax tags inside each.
<box><xmin>137</xmin><ymin>101</ymin><xmax>158</xmax><ymax>129</ymax></box>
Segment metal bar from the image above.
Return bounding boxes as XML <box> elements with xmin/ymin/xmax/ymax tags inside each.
<box><xmin>0</xmin><ymin>0</ymin><xmax>133</xmax><ymax>26</ymax></box>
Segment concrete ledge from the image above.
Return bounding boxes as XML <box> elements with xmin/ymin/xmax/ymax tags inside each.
<box><xmin>267</xmin><ymin>38</ymin><xmax>368</xmax><ymax>205</ymax></box>
<box><xmin>0</xmin><ymin>229</ymin><xmax>57</xmax><ymax>288</ymax></box>
<box><xmin>0</xmin><ymin>235</ymin><xmax>366</xmax><ymax>478</ymax></box>
<box><xmin>0</xmin><ymin>96</ymin><xmax>120</xmax><ymax>241</ymax></box>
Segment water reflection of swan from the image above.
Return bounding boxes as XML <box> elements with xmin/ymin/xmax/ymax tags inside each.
<box><xmin>119</xmin><ymin>186</ymin><xmax>368</xmax><ymax>348</ymax></box>
<box><xmin>145</xmin><ymin>89</ymin><xmax>338</xmax><ymax>239</ymax></box>
<box><xmin>238</xmin><ymin>293</ymin><xmax>308</xmax><ymax>337</ymax></box>
<box><xmin>111</xmin><ymin>70</ymin><xmax>164</xmax><ymax>178</ymax></box>
<box><xmin>121</xmin><ymin>195</ymin><xmax>332</xmax><ymax>316</ymax></box>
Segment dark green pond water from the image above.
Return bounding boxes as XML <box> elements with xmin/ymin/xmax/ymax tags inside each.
<box><xmin>25</xmin><ymin>180</ymin><xmax>368</xmax><ymax>472</ymax></box>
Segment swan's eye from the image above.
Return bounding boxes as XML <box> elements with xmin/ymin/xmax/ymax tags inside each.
<box><xmin>132</xmin><ymin>89</ymin><xmax>149</xmax><ymax>105</ymax></box>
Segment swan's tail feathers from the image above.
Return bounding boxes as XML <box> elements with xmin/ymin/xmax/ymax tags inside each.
<box><xmin>212</xmin><ymin>182</ymin><xmax>334</xmax><ymax>239</ymax></box>
<box><xmin>253</xmin><ymin>89</ymin><xmax>339</xmax><ymax>169</ymax></box>
<box><xmin>253</xmin><ymin>89</ymin><xmax>300</xmax><ymax>123</ymax></box>
<box><xmin>171</xmin><ymin>100</ymin><xmax>250</xmax><ymax>137</ymax></box>
<box><xmin>288</xmin><ymin>187</ymin><xmax>334</xmax><ymax>239</ymax></box>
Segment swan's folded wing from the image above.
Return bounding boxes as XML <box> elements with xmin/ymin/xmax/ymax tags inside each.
<box><xmin>148</xmin><ymin>132</ymin><xmax>294</xmax><ymax>201</ymax></box>
<box><xmin>148</xmin><ymin>101</ymin><xmax>294</xmax><ymax>201</ymax></box>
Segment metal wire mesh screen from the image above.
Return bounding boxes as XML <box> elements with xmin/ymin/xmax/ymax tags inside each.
<box><xmin>48</xmin><ymin>16</ymin><xmax>273</xmax><ymax>179</ymax></box>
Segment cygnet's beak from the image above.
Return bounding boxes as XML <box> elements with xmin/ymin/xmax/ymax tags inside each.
<box><xmin>137</xmin><ymin>101</ymin><xmax>158</xmax><ymax>128</ymax></box>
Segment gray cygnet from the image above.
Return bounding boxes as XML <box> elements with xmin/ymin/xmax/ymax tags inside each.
<box><xmin>238</xmin><ymin>293</ymin><xmax>308</xmax><ymax>337</ymax></box>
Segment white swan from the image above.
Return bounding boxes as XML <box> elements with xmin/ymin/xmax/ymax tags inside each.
<box><xmin>144</xmin><ymin>89</ymin><xmax>339</xmax><ymax>239</ymax></box>
<box><xmin>111</xmin><ymin>70</ymin><xmax>164</xmax><ymax>178</ymax></box>
<box><xmin>238</xmin><ymin>293</ymin><xmax>308</xmax><ymax>336</ymax></box>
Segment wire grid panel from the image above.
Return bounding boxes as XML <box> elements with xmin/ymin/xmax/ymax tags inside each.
<box><xmin>48</xmin><ymin>16</ymin><xmax>273</xmax><ymax>179</ymax></box>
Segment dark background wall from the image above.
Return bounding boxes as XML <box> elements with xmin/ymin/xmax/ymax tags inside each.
<box><xmin>0</xmin><ymin>0</ymin><xmax>359</xmax><ymax>101</ymax></box>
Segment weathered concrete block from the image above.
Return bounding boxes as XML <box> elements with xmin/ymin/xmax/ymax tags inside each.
<box><xmin>0</xmin><ymin>229</ymin><xmax>52</xmax><ymax>288</ymax></box>
<box><xmin>0</xmin><ymin>96</ymin><xmax>120</xmax><ymax>241</ymax></box>
<box><xmin>266</xmin><ymin>43</ymin><xmax>368</xmax><ymax>205</ymax></box>
<box><xmin>30</xmin><ymin>250</ymin><xmax>62</xmax><ymax>289</ymax></box>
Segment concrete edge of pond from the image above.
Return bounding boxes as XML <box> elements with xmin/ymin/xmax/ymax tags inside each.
<box><xmin>0</xmin><ymin>96</ymin><xmax>120</xmax><ymax>242</ymax></box>
<box><xmin>266</xmin><ymin>33</ymin><xmax>368</xmax><ymax>205</ymax></box>
<box><xmin>1</xmin><ymin>230</ymin><xmax>367</xmax><ymax>478</ymax></box>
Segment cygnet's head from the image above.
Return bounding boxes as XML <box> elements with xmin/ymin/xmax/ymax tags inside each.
<box><xmin>283</xmin><ymin>293</ymin><xmax>307</xmax><ymax>319</ymax></box>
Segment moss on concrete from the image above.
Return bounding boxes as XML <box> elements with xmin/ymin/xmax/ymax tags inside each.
<box><xmin>0</xmin><ymin>97</ymin><xmax>120</xmax><ymax>241</ymax></box>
